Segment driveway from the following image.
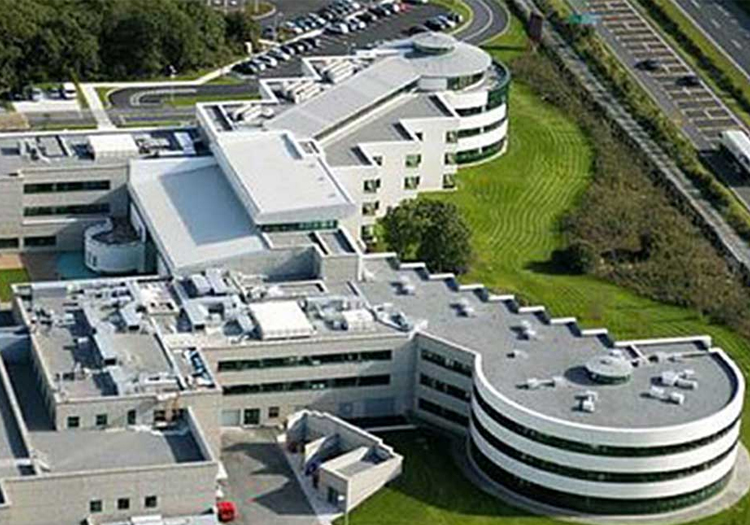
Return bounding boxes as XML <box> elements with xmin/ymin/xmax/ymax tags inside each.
<box><xmin>221</xmin><ymin>428</ymin><xmax>320</xmax><ymax>525</ymax></box>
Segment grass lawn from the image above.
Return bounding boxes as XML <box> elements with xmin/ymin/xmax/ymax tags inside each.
<box><xmin>0</xmin><ymin>269</ymin><xmax>29</xmax><ymax>302</ymax></box>
<box><xmin>95</xmin><ymin>87</ymin><xmax>114</xmax><ymax>108</ymax></box>
<box><xmin>340</xmin><ymin>5</ymin><xmax>750</xmax><ymax>525</ymax></box>
<box><xmin>631</xmin><ymin>0</ymin><xmax>750</xmax><ymax>128</ymax></box>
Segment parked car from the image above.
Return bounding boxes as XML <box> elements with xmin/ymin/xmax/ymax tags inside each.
<box><xmin>677</xmin><ymin>74</ymin><xmax>701</xmax><ymax>87</ymax></box>
<box><xmin>268</xmin><ymin>48</ymin><xmax>291</xmax><ymax>62</ymax></box>
<box><xmin>636</xmin><ymin>58</ymin><xmax>662</xmax><ymax>72</ymax></box>
<box><xmin>303</xmin><ymin>37</ymin><xmax>322</xmax><ymax>48</ymax></box>
<box><xmin>405</xmin><ymin>24</ymin><xmax>428</xmax><ymax>35</ymax></box>
<box><xmin>447</xmin><ymin>12</ymin><xmax>464</xmax><ymax>23</ymax></box>
<box><xmin>425</xmin><ymin>18</ymin><xmax>445</xmax><ymax>31</ymax></box>
<box><xmin>257</xmin><ymin>54</ymin><xmax>279</xmax><ymax>68</ymax></box>
<box><xmin>280</xmin><ymin>44</ymin><xmax>297</xmax><ymax>56</ymax></box>
<box><xmin>327</xmin><ymin>22</ymin><xmax>350</xmax><ymax>35</ymax></box>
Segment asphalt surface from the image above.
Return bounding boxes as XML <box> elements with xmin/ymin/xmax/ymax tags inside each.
<box><xmin>103</xmin><ymin>0</ymin><xmax>508</xmax><ymax>115</ymax></box>
<box><xmin>19</xmin><ymin>0</ymin><xmax>509</xmax><ymax>129</ymax></box>
<box><xmin>581</xmin><ymin>0</ymin><xmax>750</xmax><ymax>208</ymax></box>
<box><xmin>221</xmin><ymin>428</ymin><xmax>318</xmax><ymax>525</ymax></box>
<box><xmin>671</xmin><ymin>0</ymin><xmax>750</xmax><ymax>80</ymax></box>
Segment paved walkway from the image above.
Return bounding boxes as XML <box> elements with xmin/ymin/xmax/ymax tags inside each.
<box><xmin>80</xmin><ymin>84</ymin><xmax>115</xmax><ymax>129</ymax></box>
<box><xmin>453</xmin><ymin>435</ymin><xmax>750</xmax><ymax>524</ymax></box>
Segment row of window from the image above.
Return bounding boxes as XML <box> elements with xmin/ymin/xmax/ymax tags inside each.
<box><xmin>469</xmin><ymin>441</ymin><xmax>733</xmax><ymax>515</ymax></box>
<box><xmin>447</xmin><ymin>72</ymin><xmax>484</xmax><ymax>91</ymax></box>
<box><xmin>223</xmin><ymin>374</ymin><xmax>391</xmax><ymax>396</ymax></box>
<box><xmin>420</xmin><ymin>349</ymin><xmax>473</xmax><ymax>377</ymax></box>
<box><xmin>90</xmin><ymin>495</ymin><xmax>158</xmax><ymax>514</ymax></box>
<box><xmin>0</xmin><ymin>236</ymin><xmax>58</xmax><ymax>249</ymax></box>
<box><xmin>362</xmin><ymin>175</ymin><xmax>421</xmax><ymax>194</ymax></box>
<box><xmin>24</xmin><ymin>203</ymin><xmax>110</xmax><ymax>217</ymax></box>
<box><xmin>473</xmin><ymin>386</ymin><xmax>740</xmax><ymax>457</ymax></box>
<box><xmin>24</xmin><ymin>180</ymin><xmax>111</xmax><ymax>194</ymax></box>
<box><xmin>456</xmin><ymin>139</ymin><xmax>505</xmax><ymax>165</ymax></box>
<box><xmin>67</xmin><ymin>408</ymin><xmax>182</xmax><ymax>429</ymax></box>
<box><xmin>419</xmin><ymin>373</ymin><xmax>471</xmax><ymax>402</ymax></box>
<box><xmin>217</xmin><ymin>350</ymin><xmax>392</xmax><ymax>372</ymax></box>
<box><xmin>472</xmin><ymin>410</ymin><xmax>737</xmax><ymax>483</ymax></box>
<box><xmin>457</xmin><ymin>117</ymin><xmax>507</xmax><ymax>139</ymax></box>
<box><xmin>259</xmin><ymin>220</ymin><xmax>338</xmax><ymax>233</ymax></box>
<box><xmin>417</xmin><ymin>398</ymin><xmax>469</xmax><ymax>427</ymax></box>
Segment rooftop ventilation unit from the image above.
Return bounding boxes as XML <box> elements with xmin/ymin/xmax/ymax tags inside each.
<box><xmin>236</xmin><ymin>312</ymin><xmax>255</xmax><ymax>335</ymax></box>
<box><xmin>341</xmin><ymin>309</ymin><xmax>376</xmax><ymax>331</ymax></box>
<box><xmin>456</xmin><ymin>298</ymin><xmax>476</xmax><ymax>317</ymax></box>
<box><xmin>206</xmin><ymin>268</ymin><xmax>229</xmax><ymax>296</ymax></box>
<box><xmin>323</xmin><ymin>60</ymin><xmax>355</xmax><ymax>83</ymax></box>
<box><xmin>575</xmin><ymin>390</ymin><xmax>598</xmax><ymax>413</ymax></box>
<box><xmin>190</xmin><ymin>274</ymin><xmax>211</xmax><ymax>297</ymax></box>
<box><xmin>398</xmin><ymin>275</ymin><xmax>416</xmax><ymax>296</ymax></box>
<box><xmin>660</xmin><ymin>370</ymin><xmax>698</xmax><ymax>390</ymax></box>
<box><xmin>119</xmin><ymin>302</ymin><xmax>141</xmax><ymax>331</ymax></box>
<box><xmin>184</xmin><ymin>301</ymin><xmax>208</xmax><ymax>331</ymax></box>
<box><xmin>519</xmin><ymin>320</ymin><xmax>539</xmax><ymax>340</ymax></box>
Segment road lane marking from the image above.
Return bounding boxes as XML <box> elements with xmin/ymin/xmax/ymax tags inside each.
<box><xmin>710</xmin><ymin>18</ymin><xmax>721</xmax><ymax>29</ymax></box>
<box><xmin>732</xmin><ymin>39</ymin><xmax>742</xmax><ymax>49</ymax></box>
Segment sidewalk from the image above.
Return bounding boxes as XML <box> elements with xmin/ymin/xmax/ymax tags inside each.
<box><xmin>80</xmin><ymin>84</ymin><xmax>116</xmax><ymax>129</ymax></box>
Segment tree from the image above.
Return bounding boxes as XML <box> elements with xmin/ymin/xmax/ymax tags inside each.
<box><xmin>381</xmin><ymin>199</ymin><xmax>473</xmax><ymax>274</ymax></box>
<box><xmin>225</xmin><ymin>5</ymin><xmax>261</xmax><ymax>54</ymax></box>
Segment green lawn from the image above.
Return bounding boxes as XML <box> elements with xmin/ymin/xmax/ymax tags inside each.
<box><xmin>0</xmin><ymin>269</ymin><xmax>29</xmax><ymax>302</ymax></box>
<box><xmin>341</xmin><ymin>5</ymin><xmax>750</xmax><ymax>525</ymax></box>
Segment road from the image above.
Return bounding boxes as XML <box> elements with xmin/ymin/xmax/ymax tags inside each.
<box><xmin>458</xmin><ymin>0</ymin><xmax>510</xmax><ymax>43</ymax></box>
<box><xmin>671</xmin><ymin>0</ymin><xmax>750</xmax><ymax>80</ymax></box>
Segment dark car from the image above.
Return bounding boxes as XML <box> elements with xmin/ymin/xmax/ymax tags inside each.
<box><xmin>425</xmin><ymin>18</ymin><xmax>445</xmax><ymax>31</ymax></box>
<box><xmin>405</xmin><ymin>24</ymin><xmax>428</xmax><ymax>36</ymax></box>
<box><xmin>636</xmin><ymin>58</ymin><xmax>662</xmax><ymax>72</ymax></box>
<box><xmin>677</xmin><ymin>74</ymin><xmax>701</xmax><ymax>88</ymax></box>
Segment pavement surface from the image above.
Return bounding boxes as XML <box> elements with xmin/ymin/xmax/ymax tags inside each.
<box><xmin>66</xmin><ymin>0</ymin><xmax>508</xmax><ymax>128</ymax></box>
<box><xmin>220</xmin><ymin>428</ymin><xmax>320</xmax><ymax>525</ymax></box>
<box><xmin>575</xmin><ymin>0</ymin><xmax>750</xmax><ymax>215</ymax></box>
<box><xmin>671</xmin><ymin>0</ymin><xmax>750</xmax><ymax>80</ymax></box>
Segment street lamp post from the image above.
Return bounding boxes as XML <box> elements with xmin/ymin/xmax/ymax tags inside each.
<box><xmin>168</xmin><ymin>65</ymin><xmax>176</xmax><ymax>106</ymax></box>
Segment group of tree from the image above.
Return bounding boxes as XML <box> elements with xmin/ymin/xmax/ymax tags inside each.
<box><xmin>0</xmin><ymin>0</ymin><xmax>259</xmax><ymax>94</ymax></box>
<box><xmin>381</xmin><ymin>199</ymin><xmax>473</xmax><ymax>275</ymax></box>
<box><xmin>510</xmin><ymin>52</ymin><xmax>750</xmax><ymax>336</ymax></box>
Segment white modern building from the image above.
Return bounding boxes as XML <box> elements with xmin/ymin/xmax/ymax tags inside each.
<box><xmin>0</xmin><ymin>32</ymin><xmax>509</xmax><ymax>258</ymax></box>
<box><xmin>0</xmin><ymin>31</ymin><xmax>745</xmax><ymax>525</ymax></box>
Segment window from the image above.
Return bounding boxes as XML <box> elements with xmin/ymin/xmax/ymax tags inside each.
<box><xmin>223</xmin><ymin>375</ymin><xmax>391</xmax><ymax>396</ymax></box>
<box><xmin>153</xmin><ymin>410</ymin><xmax>166</xmax><ymax>423</ymax></box>
<box><xmin>24</xmin><ymin>235</ymin><xmax>56</xmax><ymax>248</ymax></box>
<box><xmin>420</xmin><ymin>373</ymin><xmax>470</xmax><ymax>402</ymax></box>
<box><xmin>371</xmin><ymin>155</ymin><xmax>383</xmax><ymax>166</ymax></box>
<box><xmin>23</xmin><ymin>203</ymin><xmax>110</xmax><ymax>217</ymax></box>
<box><xmin>259</xmin><ymin>220</ymin><xmax>338</xmax><ymax>233</ymax></box>
<box><xmin>404</xmin><ymin>176</ymin><xmax>421</xmax><ymax>190</ymax></box>
<box><xmin>127</xmin><ymin>410</ymin><xmax>137</xmax><ymax>425</ymax></box>
<box><xmin>443</xmin><ymin>174</ymin><xmax>456</xmax><ymax>189</ymax></box>
<box><xmin>117</xmin><ymin>498</ymin><xmax>130</xmax><ymax>511</ymax></box>
<box><xmin>363</xmin><ymin>179</ymin><xmax>381</xmax><ymax>194</ymax></box>
<box><xmin>417</xmin><ymin>398</ymin><xmax>468</xmax><ymax>426</ymax></box>
<box><xmin>421</xmin><ymin>349</ymin><xmax>472</xmax><ymax>377</ymax></box>
<box><xmin>24</xmin><ymin>180</ymin><xmax>111</xmax><ymax>194</ymax></box>
<box><xmin>269</xmin><ymin>406</ymin><xmax>280</xmax><ymax>419</ymax></box>
<box><xmin>243</xmin><ymin>408</ymin><xmax>260</xmax><ymax>425</ymax></box>
<box><xmin>444</xmin><ymin>152</ymin><xmax>457</xmax><ymax>166</ymax></box>
<box><xmin>405</xmin><ymin>154</ymin><xmax>422</xmax><ymax>168</ymax></box>
<box><xmin>458</xmin><ymin>127</ymin><xmax>482</xmax><ymax>139</ymax></box>
<box><xmin>89</xmin><ymin>500</ymin><xmax>103</xmax><ymax>513</ymax></box>
<box><xmin>0</xmin><ymin>238</ymin><xmax>19</xmax><ymax>249</ymax></box>
<box><xmin>362</xmin><ymin>201</ymin><xmax>379</xmax><ymax>217</ymax></box>
<box><xmin>446</xmin><ymin>130</ymin><xmax>458</xmax><ymax>144</ymax></box>
<box><xmin>95</xmin><ymin>414</ymin><xmax>108</xmax><ymax>427</ymax></box>
<box><xmin>144</xmin><ymin>495</ymin><xmax>158</xmax><ymax>509</ymax></box>
<box><xmin>217</xmin><ymin>350</ymin><xmax>392</xmax><ymax>372</ymax></box>
<box><xmin>67</xmin><ymin>416</ymin><xmax>80</xmax><ymax>429</ymax></box>
<box><xmin>415</xmin><ymin>132</ymin><xmax>424</xmax><ymax>141</ymax></box>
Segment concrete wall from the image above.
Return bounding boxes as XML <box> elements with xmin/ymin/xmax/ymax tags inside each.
<box><xmin>0</xmin><ymin>164</ymin><xmax>129</xmax><ymax>253</ymax></box>
<box><xmin>206</xmin><ymin>336</ymin><xmax>415</xmax><ymax>427</ymax></box>
<box><xmin>0</xmin><ymin>461</ymin><xmax>217</xmax><ymax>525</ymax></box>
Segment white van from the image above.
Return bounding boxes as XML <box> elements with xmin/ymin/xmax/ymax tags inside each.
<box><xmin>61</xmin><ymin>82</ymin><xmax>77</xmax><ymax>100</ymax></box>
<box><xmin>720</xmin><ymin>129</ymin><xmax>750</xmax><ymax>176</ymax></box>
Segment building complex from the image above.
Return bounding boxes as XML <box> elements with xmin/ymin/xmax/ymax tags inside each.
<box><xmin>0</xmin><ymin>33</ymin><xmax>745</xmax><ymax>525</ymax></box>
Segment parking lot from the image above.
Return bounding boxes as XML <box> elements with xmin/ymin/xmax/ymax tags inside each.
<box><xmin>220</xmin><ymin>428</ymin><xmax>319</xmax><ymax>525</ymax></box>
<box><xmin>106</xmin><ymin>1</ymin><xmax>450</xmax><ymax>110</ymax></box>
<box><xmin>585</xmin><ymin>0</ymin><xmax>744</xmax><ymax>149</ymax></box>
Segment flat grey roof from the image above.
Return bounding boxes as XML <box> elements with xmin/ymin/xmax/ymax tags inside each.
<box><xmin>323</xmin><ymin>94</ymin><xmax>454</xmax><ymax>167</ymax></box>
<box><xmin>265</xmin><ymin>56</ymin><xmax>420</xmax><ymax>139</ymax></box>
<box><xmin>129</xmin><ymin>157</ymin><xmax>266</xmax><ymax>272</ymax></box>
<box><xmin>388</xmin><ymin>33</ymin><xmax>493</xmax><ymax>79</ymax></box>
<box><xmin>214</xmin><ymin>131</ymin><xmax>355</xmax><ymax>225</ymax></box>
<box><xmin>29</xmin><ymin>424</ymin><xmax>205</xmax><ymax>473</ymax></box>
<box><xmin>357</xmin><ymin>259</ymin><xmax>738</xmax><ymax>429</ymax></box>
<box><xmin>0</xmin><ymin>129</ymin><xmax>200</xmax><ymax>177</ymax></box>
